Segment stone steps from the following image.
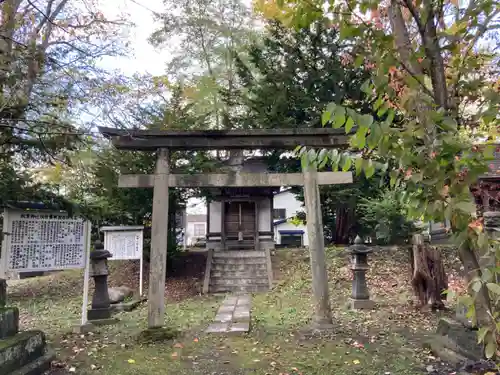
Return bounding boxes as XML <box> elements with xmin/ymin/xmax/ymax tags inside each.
<box><xmin>226</xmin><ymin>243</ymin><xmax>255</xmax><ymax>250</ymax></box>
<box><xmin>211</xmin><ymin>263</ymin><xmax>268</xmax><ymax>271</ymax></box>
<box><xmin>207</xmin><ymin>250</ymin><xmax>271</xmax><ymax>294</ymax></box>
<box><xmin>213</xmin><ymin>250</ymin><xmax>266</xmax><ymax>258</ymax></box>
<box><xmin>209</xmin><ymin>284</ymin><xmax>269</xmax><ymax>293</ymax></box>
<box><xmin>211</xmin><ymin>277</ymin><xmax>269</xmax><ymax>286</ymax></box>
<box><xmin>212</xmin><ymin>257</ymin><xmax>267</xmax><ymax>265</ymax></box>
<box><xmin>211</xmin><ymin>270</ymin><xmax>268</xmax><ymax>278</ymax></box>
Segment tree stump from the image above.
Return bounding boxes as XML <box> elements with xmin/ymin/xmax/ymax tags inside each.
<box><xmin>410</xmin><ymin>234</ymin><xmax>448</xmax><ymax>310</ymax></box>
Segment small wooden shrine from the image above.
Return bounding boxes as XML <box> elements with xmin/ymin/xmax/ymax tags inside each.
<box><xmin>206</xmin><ymin>152</ymin><xmax>278</xmax><ymax>252</ymax></box>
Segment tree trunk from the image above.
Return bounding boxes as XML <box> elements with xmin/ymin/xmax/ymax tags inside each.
<box><xmin>388</xmin><ymin>1</ymin><xmax>422</xmax><ymax>76</ymax></box>
<box><xmin>410</xmin><ymin>234</ymin><xmax>448</xmax><ymax>310</ymax></box>
<box><xmin>335</xmin><ymin>206</ymin><xmax>353</xmax><ymax>245</ymax></box>
<box><xmin>458</xmin><ymin>241</ymin><xmax>492</xmax><ymax>327</ymax></box>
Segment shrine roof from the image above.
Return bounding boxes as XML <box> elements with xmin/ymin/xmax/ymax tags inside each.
<box><xmin>98</xmin><ymin>126</ymin><xmax>351</xmax><ymax>151</ymax></box>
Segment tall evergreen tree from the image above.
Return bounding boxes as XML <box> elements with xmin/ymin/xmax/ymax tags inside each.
<box><xmin>224</xmin><ymin>20</ymin><xmax>377</xmax><ymax>243</ymax></box>
<box><xmin>224</xmin><ymin>20</ymin><xmax>371</xmax><ymax>130</ymax></box>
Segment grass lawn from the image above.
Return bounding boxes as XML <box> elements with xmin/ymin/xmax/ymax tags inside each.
<box><xmin>6</xmin><ymin>247</ymin><xmax>463</xmax><ymax>375</ymax></box>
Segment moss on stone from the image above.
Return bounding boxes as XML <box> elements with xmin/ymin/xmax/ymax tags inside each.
<box><xmin>0</xmin><ymin>330</ymin><xmax>43</xmax><ymax>350</ymax></box>
<box><xmin>0</xmin><ymin>330</ymin><xmax>46</xmax><ymax>374</ymax></box>
<box><xmin>0</xmin><ymin>306</ymin><xmax>19</xmax><ymax>339</ymax></box>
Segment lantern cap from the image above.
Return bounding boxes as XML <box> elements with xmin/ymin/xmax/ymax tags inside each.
<box><xmin>349</xmin><ymin>235</ymin><xmax>372</xmax><ymax>254</ymax></box>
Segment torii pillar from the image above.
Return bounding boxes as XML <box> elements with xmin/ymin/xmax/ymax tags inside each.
<box><xmin>149</xmin><ymin>149</ymin><xmax>170</xmax><ymax>328</ymax></box>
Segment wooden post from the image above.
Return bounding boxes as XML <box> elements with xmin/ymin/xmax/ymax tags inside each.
<box><xmin>148</xmin><ymin>148</ymin><xmax>170</xmax><ymax>328</ymax></box>
<box><xmin>221</xmin><ymin>199</ymin><xmax>226</xmax><ymax>251</ymax></box>
<box><xmin>303</xmin><ymin>163</ymin><xmax>334</xmax><ymax>328</ymax></box>
<box><xmin>254</xmin><ymin>199</ymin><xmax>259</xmax><ymax>251</ymax></box>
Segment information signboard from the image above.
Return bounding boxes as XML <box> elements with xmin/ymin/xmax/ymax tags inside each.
<box><xmin>0</xmin><ymin>208</ymin><xmax>92</xmax><ymax>327</ymax></box>
<box><xmin>103</xmin><ymin>227</ymin><xmax>143</xmax><ymax>260</ymax></box>
<box><xmin>3</xmin><ymin>210</ymin><xmax>89</xmax><ymax>272</ymax></box>
<box><xmin>101</xmin><ymin>226</ymin><xmax>144</xmax><ymax>296</ymax></box>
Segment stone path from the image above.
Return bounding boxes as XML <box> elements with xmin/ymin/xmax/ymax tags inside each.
<box><xmin>205</xmin><ymin>294</ymin><xmax>251</xmax><ymax>334</ymax></box>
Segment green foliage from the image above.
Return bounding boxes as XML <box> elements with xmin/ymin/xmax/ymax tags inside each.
<box><xmin>273</xmin><ymin>0</ymin><xmax>500</xmax><ymax>357</ymax></box>
<box><xmin>38</xmin><ymin>85</ymin><xmax>216</xmax><ymax>267</ymax></box>
<box><xmin>223</xmin><ymin>20</ymin><xmax>381</xmax><ymax>243</ymax></box>
<box><xmin>150</xmin><ymin>0</ymin><xmax>257</xmax><ymax>128</ymax></box>
<box><xmin>225</xmin><ymin>20</ymin><xmax>372</xmax><ymax>130</ymax></box>
<box><xmin>358</xmin><ymin>190</ymin><xmax>416</xmax><ymax>245</ymax></box>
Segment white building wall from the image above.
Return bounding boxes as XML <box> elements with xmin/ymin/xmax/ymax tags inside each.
<box><xmin>186</xmin><ymin>221</ymin><xmax>207</xmax><ymax>246</ymax></box>
<box><xmin>273</xmin><ymin>190</ymin><xmax>308</xmax><ymax>247</ymax></box>
<box><xmin>209</xmin><ymin>201</ymin><xmax>222</xmax><ymax>233</ymax></box>
<box><xmin>274</xmin><ymin>221</ymin><xmax>309</xmax><ymax>246</ymax></box>
<box><xmin>273</xmin><ymin>190</ymin><xmax>304</xmax><ymax>218</ymax></box>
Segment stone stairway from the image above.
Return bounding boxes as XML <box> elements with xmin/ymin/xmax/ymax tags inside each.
<box><xmin>204</xmin><ymin>250</ymin><xmax>272</xmax><ymax>293</ymax></box>
<box><xmin>225</xmin><ymin>239</ymin><xmax>255</xmax><ymax>250</ymax></box>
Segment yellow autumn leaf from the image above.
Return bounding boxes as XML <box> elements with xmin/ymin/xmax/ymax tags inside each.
<box><xmin>353</xmin><ymin>359</ymin><xmax>360</xmax><ymax>365</ymax></box>
<box><xmin>127</xmin><ymin>359</ymin><xmax>135</xmax><ymax>364</ymax></box>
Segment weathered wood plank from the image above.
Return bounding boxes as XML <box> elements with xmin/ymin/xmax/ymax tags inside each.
<box><xmin>118</xmin><ymin>172</ymin><xmax>353</xmax><ymax>188</ymax></box>
<box><xmin>148</xmin><ymin>149</ymin><xmax>170</xmax><ymax>328</ymax></box>
<box><xmin>97</xmin><ymin>126</ymin><xmax>351</xmax><ymax>151</ymax></box>
<box><xmin>99</xmin><ymin>126</ymin><xmax>351</xmax><ymax>137</ymax></box>
<box><xmin>108</xmin><ymin>135</ymin><xmax>349</xmax><ymax>151</ymax></box>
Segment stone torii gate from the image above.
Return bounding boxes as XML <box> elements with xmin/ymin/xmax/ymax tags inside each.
<box><xmin>98</xmin><ymin>127</ymin><xmax>353</xmax><ymax>329</ymax></box>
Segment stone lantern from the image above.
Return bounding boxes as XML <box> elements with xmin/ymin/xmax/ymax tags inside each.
<box><xmin>87</xmin><ymin>240</ymin><xmax>113</xmax><ymax>320</ymax></box>
<box><xmin>349</xmin><ymin>235</ymin><xmax>374</xmax><ymax>310</ymax></box>
<box><xmin>483</xmin><ymin>211</ymin><xmax>500</xmax><ymax>284</ymax></box>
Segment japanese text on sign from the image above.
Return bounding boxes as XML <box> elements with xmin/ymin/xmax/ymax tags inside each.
<box><xmin>5</xmin><ymin>210</ymin><xmax>87</xmax><ymax>272</ymax></box>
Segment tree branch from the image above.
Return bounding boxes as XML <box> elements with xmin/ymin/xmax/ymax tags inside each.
<box><xmin>421</xmin><ymin>0</ymin><xmax>448</xmax><ymax>109</ymax></box>
<box><xmin>401</xmin><ymin>0</ymin><xmax>425</xmax><ymax>34</ymax></box>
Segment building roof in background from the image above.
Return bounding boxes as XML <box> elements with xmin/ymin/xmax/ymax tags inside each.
<box><xmin>273</xmin><ymin>219</ymin><xmax>288</xmax><ymax>226</ymax></box>
<box><xmin>274</xmin><ymin>188</ymin><xmax>293</xmax><ymax>195</ymax></box>
<box><xmin>187</xmin><ymin>214</ymin><xmax>207</xmax><ymax>223</ymax></box>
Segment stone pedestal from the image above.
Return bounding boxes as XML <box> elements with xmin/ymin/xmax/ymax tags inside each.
<box><xmin>0</xmin><ymin>279</ymin><xmax>54</xmax><ymax>374</ymax></box>
<box><xmin>87</xmin><ymin>241</ymin><xmax>114</xmax><ymax>321</ymax></box>
<box><xmin>0</xmin><ymin>306</ymin><xmax>19</xmax><ymax>338</ymax></box>
<box><xmin>349</xmin><ymin>236</ymin><xmax>374</xmax><ymax>310</ymax></box>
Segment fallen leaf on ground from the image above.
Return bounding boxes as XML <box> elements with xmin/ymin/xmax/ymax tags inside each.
<box><xmin>127</xmin><ymin>359</ymin><xmax>136</xmax><ymax>364</ymax></box>
<box><xmin>353</xmin><ymin>359</ymin><xmax>360</xmax><ymax>365</ymax></box>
